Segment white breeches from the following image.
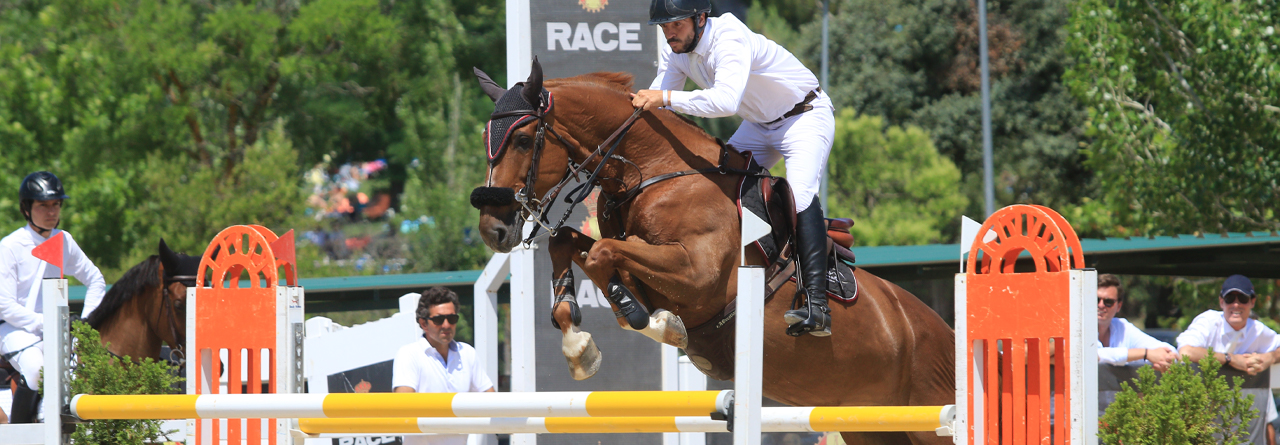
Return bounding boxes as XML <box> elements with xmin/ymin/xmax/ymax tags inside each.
<box><xmin>9</xmin><ymin>343</ymin><xmax>43</xmax><ymax>391</ymax></box>
<box><xmin>728</xmin><ymin>92</ymin><xmax>835</xmax><ymax>212</ymax></box>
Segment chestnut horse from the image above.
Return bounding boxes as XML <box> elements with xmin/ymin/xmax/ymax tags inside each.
<box><xmin>471</xmin><ymin>61</ymin><xmax>954</xmax><ymax>445</ymax></box>
<box><xmin>85</xmin><ymin>239</ymin><xmax>200</xmax><ymax>363</ymax></box>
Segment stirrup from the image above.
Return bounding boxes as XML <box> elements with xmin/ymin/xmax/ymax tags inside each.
<box><xmin>784</xmin><ymin>305</ymin><xmax>831</xmax><ymax>337</ymax></box>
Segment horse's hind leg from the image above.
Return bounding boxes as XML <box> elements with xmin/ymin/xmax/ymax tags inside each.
<box><xmin>548</xmin><ymin>229</ymin><xmax>602</xmax><ymax>380</ymax></box>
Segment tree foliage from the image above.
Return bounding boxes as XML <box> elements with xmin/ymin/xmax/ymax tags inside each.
<box><xmin>796</xmin><ymin>0</ymin><xmax>1090</xmax><ymax>234</ymax></box>
<box><xmin>827</xmin><ymin>110</ymin><xmax>969</xmax><ymax>246</ymax></box>
<box><xmin>0</xmin><ymin>0</ymin><xmax>498</xmax><ymax>276</ymax></box>
<box><xmin>1065</xmin><ymin>0</ymin><xmax>1280</xmax><ymax>235</ymax></box>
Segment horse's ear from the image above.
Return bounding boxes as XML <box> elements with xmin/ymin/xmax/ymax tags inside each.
<box><xmin>522</xmin><ymin>57</ymin><xmax>543</xmax><ymax>107</ymax></box>
<box><xmin>159</xmin><ymin>238</ymin><xmax>180</xmax><ymax>273</ymax></box>
<box><xmin>474</xmin><ymin>67</ymin><xmax>505</xmax><ymax>103</ymax></box>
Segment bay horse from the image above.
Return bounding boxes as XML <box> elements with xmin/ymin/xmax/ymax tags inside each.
<box><xmin>85</xmin><ymin>239</ymin><xmax>200</xmax><ymax>363</ymax></box>
<box><xmin>471</xmin><ymin>61</ymin><xmax>955</xmax><ymax>445</ymax></box>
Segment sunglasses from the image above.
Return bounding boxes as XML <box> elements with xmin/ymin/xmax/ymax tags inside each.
<box><xmin>1222</xmin><ymin>292</ymin><xmax>1255</xmax><ymax>305</ymax></box>
<box><xmin>1098</xmin><ymin>298</ymin><xmax>1118</xmax><ymax>308</ymax></box>
<box><xmin>426</xmin><ymin>314</ymin><xmax>460</xmax><ymax>326</ymax></box>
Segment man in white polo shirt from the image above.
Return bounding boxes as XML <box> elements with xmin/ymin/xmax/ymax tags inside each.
<box><xmin>393</xmin><ymin>287</ymin><xmax>494</xmax><ymax>445</ymax></box>
<box><xmin>1177</xmin><ymin>274</ymin><xmax>1279</xmax><ymax>444</ymax></box>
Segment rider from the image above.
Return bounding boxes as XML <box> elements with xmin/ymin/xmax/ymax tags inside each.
<box><xmin>0</xmin><ymin>172</ymin><xmax>105</xmax><ymax>420</ymax></box>
<box><xmin>631</xmin><ymin>0</ymin><xmax>836</xmax><ymax>336</ymax></box>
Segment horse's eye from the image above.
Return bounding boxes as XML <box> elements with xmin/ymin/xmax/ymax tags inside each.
<box><xmin>515</xmin><ymin>134</ymin><xmax>533</xmax><ymax>150</ymax></box>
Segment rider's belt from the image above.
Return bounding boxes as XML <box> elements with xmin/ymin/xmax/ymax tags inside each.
<box><xmin>765</xmin><ymin>87</ymin><xmax>821</xmax><ymax>125</ymax></box>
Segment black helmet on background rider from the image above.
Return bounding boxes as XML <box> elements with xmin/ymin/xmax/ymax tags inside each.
<box><xmin>648</xmin><ymin>0</ymin><xmax>712</xmax><ymax>25</ymax></box>
<box><xmin>19</xmin><ymin>171</ymin><xmax>69</xmax><ymax>228</ymax></box>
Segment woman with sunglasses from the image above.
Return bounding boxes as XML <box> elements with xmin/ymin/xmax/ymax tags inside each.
<box><xmin>1177</xmin><ymin>274</ymin><xmax>1278</xmax><ymax>445</ymax></box>
<box><xmin>392</xmin><ymin>287</ymin><xmax>495</xmax><ymax>445</ymax></box>
<box><xmin>1095</xmin><ymin>274</ymin><xmax>1177</xmax><ymax>372</ymax></box>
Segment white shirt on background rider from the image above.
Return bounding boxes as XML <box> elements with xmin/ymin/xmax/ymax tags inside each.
<box><xmin>0</xmin><ymin>225</ymin><xmax>106</xmax><ymax>353</ymax></box>
<box><xmin>1096</xmin><ymin>317</ymin><xmax>1176</xmax><ymax>366</ymax></box>
<box><xmin>649</xmin><ymin>13</ymin><xmax>821</xmax><ymax>124</ymax></box>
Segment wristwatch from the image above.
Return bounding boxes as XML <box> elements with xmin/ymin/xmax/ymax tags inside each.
<box><xmin>1225</xmin><ymin>353</ymin><xmax>1233</xmax><ymax>366</ymax></box>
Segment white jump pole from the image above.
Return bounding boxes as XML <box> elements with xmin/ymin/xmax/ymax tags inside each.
<box><xmin>510</xmin><ymin>224</ymin><xmax>539</xmax><ymax>445</ymax></box>
<box><xmin>474</xmin><ymin>253</ymin><xmax>511</xmax><ymax>389</ymax></box>
<box><xmin>735</xmin><ymin>211</ymin><xmax>771</xmax><ymax>445</ymax></box>
<box><xmin>44</xmin><ymin>278</ymin><xmax>70</xmax><ymax>445</ymax></box>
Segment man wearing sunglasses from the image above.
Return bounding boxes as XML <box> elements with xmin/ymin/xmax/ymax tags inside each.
<box><xmin>392</xmin><ymin>287</ymin><xmax>495</xmax><ymax>445</ymax></box>
<box><xmin>1177</xmin><ymin>274</ymin><xmax>1278</xmax><ymax>444</ymax></box>
<box><xmin>1095</xmin><ymin>274</ymin><xmax>1176</xmax><ymax>372</ymax></box>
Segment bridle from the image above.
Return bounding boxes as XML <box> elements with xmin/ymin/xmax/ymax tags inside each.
<box><xmin>485</xmin><ymin>88</ymin><xmax>762</xmax><ymax>246</ymax></box>
<box><xmin>158</xmin><ymin>274</ymin><xmax>194</xmax><ymax>366</ymax></box>
<box><xmin>486</xmin><ymin>89</ymin><xmax>646</xmax><ymax>246</ymax></box>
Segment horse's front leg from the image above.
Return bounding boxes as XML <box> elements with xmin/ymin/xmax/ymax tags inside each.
<box><xmin>576</xmin><ymin>235</ymin><xmax>708</xmax><ymax>348</ymax></box>
<box><xmin>547</xmin><ymin>229</ymin><xmax>602</xmax><ymax>380</ymax></box>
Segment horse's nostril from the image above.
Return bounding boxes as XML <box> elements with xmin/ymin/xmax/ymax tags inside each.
<box><xmin>494</xmin><ymin>226</ymin><xmax>508</xmax><ymax>243</ymax></box>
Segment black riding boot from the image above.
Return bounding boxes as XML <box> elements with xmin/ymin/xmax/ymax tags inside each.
<box><xmin>784</xmin><ymin>197</ymin><xmax>831</xmax><ymax>337</ymax></box>
<box><xmin>10</xmin><ymin>375</ymin><xmax>41</xmax><ymax>423</ymax></box>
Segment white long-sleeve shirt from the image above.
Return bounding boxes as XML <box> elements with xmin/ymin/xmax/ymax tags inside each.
<box><xmin>0</xmin><ymin>225</ymin><xmax>105</xmax><ymax>349</ymax></box>
<box><xmin>1097</xmin><ymin>317</ymin><xmax>1176</xmax><ymax>366</ymax></box>
<box><xmin>648</xmin><ymin>13</ymin><xmax>820</xmax><ymax>124</ymax></box>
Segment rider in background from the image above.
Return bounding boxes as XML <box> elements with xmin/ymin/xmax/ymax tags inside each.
<box><xmin>631</xmin><ymin>0</ymin><xmax>836</xmax><ymax>337</ymax></box>
<box><xmin>0</xmin><ymin>171</ymin><xmax>106</xmax><ymax>421</ymax></box>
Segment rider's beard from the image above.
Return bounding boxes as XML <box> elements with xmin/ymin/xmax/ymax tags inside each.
<box><xmin>669</xmin><ymin>33</ymin><xmax>696</xmax><ymax>54</ymax></box>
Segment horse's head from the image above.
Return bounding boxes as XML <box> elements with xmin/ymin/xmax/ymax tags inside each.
<box><xmin>471</xmin><ymin>59</ymin><xmax>576</xmax><ymax>252</ymax></box>
<box><xmin>157</xmin><ymin>238</ymin><xmax>199</xmax><ymax>350</ymax></box>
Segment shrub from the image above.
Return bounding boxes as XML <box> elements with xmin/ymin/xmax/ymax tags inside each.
<box><xmin>65</xmin><ymin>320</ymin><xmax>183</xmax><ymax>444</ymax></box>
<box><xmin>1099</xmin><ymin>349</ymin><xmax>1255</xmax><ymax>444</ymax></box>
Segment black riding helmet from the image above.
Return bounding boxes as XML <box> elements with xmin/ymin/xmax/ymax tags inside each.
<box><xmin>19</xmin><ymin>171</ymin><xmax>69</xmax><ymax>229</ymax></box>
<box><xmin>649</xmin><ymin>0</ymin><xmax>712</xmax><ymax>24</ymax></box>
<box><xmin>649</xmin><ymin>0</ymin><xmax>713</xmax><ymax>53</ymax></box>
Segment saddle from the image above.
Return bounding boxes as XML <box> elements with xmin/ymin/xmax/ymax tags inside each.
<box><xmin>731</xmin><ymin>149</ymin><xmax>859</xmax><ymax>305</ymax></box>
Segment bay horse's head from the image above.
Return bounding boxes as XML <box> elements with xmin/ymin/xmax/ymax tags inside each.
<box><xmin>470</xmin><ymin>59</ymin><xmax>577</xmax><ymax>252</ymax></box>
<box><xmin>87</xmin><ymin>239</ymin><xmax>200</xmax><ymax>363</ymax></box>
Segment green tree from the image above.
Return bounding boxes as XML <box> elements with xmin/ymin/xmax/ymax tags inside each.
<box><xmin>0</xmin><ymin>0</ymin><xmax>485</xmax><ymax>276</ymax></box>
<box><xmin>1064</xmin><ymin>0</ymin><xmax>1280</xmax><ymax>235</ymax></box>
<box><xmin>795</xmin><ymin>0</ymin><xmax>1090</xmax><ymax>233</ymax></box>
<box><xmin>827</xmin><ymin>110</ymin><xmax>969</xmax><ymax>246</ymax></box>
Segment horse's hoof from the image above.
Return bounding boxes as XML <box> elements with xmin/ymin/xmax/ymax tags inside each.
<box><xmin>563</xmin><ymin>328</ymin><xmax>601</xmax><ymax>380</ymax></box>
<box><xmin>658</xmin><ymin>310</ymin><xmax>689</xmax><ymax>349</ymax></box>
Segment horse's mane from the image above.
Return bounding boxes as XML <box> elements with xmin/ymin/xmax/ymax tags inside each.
<box><xmin>545</xmin><ymin>72</ymin><xmax>635</xmax><ymax>93</ymax></box>
<box><xmin>86</xmin><ymin>255</ymin><xmax>160</xmax><ymax>329</ymax></box>
<box><xmin>546</xmin><ymin>72</ymin><xmax>718</xmax><ymax>141</ymax></box>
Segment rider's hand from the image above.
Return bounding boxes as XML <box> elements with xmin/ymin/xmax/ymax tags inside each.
<box><xmin>631</xmin><ymin>90</ymin><xmax>666</xmax><ymax>111</ymax></box>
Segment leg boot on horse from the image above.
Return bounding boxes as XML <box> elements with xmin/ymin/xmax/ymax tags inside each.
<box><xmin>784</xmin><ymin>197</ymin><xmax>831</xmax><ymax>337</ymax></box>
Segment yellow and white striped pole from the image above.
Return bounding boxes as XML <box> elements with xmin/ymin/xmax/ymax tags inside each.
<box><xmin>71</xmin><ymin>390</ymin><xmax>732</xmax><ymax>420</ymax></box>
<box><xmin>296</xmin><ymin>406</ymin><xmax>956</xmax><ymax>435</ymax></box>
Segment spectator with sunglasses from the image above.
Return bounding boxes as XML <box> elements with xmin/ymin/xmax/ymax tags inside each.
<box><xmin>1177</xmin><ymin>275</ymin><xmax>1280</xmax><ymax>374</ymax></box>
<box><xmin>392</xmin><ymin>287</ymin><xmax>494</xmax><ymax>445</ymax></box>
<box><xmin>1177</xmin><ymin>274</ymin><xmax>1279</xmax><ymax>444</ymax></box>
<box><xmin>1096</xmin><ymin>274</ymin><xmax>1177</xmax><ymax>372</ymax></box>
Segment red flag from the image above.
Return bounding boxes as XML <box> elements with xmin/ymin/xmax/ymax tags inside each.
<box><xmin>269</xmin><ymin>229</ymin><xmax>296</xmax><ymax>282</ymax></box>
<box><xmin>31</xmin><ymin>232</ymin><xmax>65</xmax><ymax>278</ymax></box>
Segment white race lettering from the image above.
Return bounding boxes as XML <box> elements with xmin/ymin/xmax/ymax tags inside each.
<box><xmin>545</xmin><ymin>22</ymin><xmax>644</xmax><ymax>51</ymax></box>
<box><xmin>547</xmin><ymin>22</ymin><xmax>572</xmax><ymax>50</ymax></box>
